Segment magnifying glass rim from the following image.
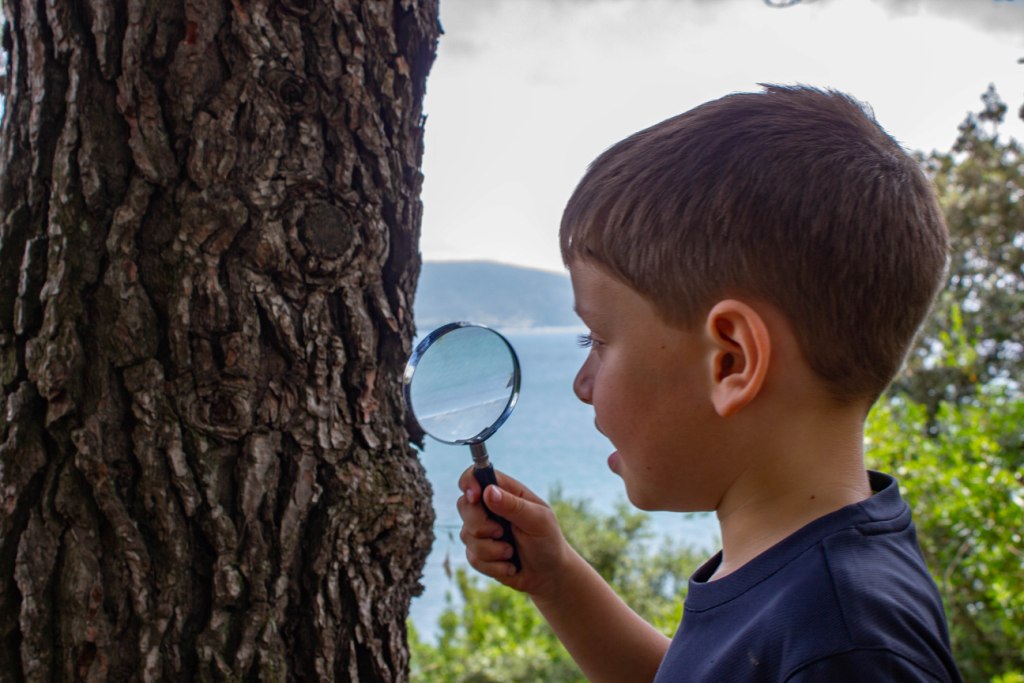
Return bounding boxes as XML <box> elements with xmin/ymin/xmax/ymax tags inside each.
<box><xmin>403</xmin><ymin>321</ymin><xmax>521</xmax><ymax>445</ymax></box>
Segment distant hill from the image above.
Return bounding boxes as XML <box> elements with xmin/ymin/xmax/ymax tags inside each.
<box><xmin>414</xmin><ymin>261</ymin><xmax>578</xmax><ymax>331</ymax></box>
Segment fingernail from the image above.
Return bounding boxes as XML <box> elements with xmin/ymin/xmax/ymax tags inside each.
<box><xmin>465</xmin><ymin>488</ymin><xmax>477</xmax><ymax>504</ymax></box>
<box><xmin>489</xmin><ymin>486</ymin><xmax>503</xmax><ymax>504</ymax></box>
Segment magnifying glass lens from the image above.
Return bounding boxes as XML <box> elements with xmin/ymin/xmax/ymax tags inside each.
<box><xmin>406</xmin><ymin>324</ymin><xmax>519</xmax><ymax>444</ymax></box>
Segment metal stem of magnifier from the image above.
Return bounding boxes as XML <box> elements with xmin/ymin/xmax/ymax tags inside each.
<box><xmin>470</xmin><ymin>442</ymin><xmax>491</xmax><ymax>471</ymax></box>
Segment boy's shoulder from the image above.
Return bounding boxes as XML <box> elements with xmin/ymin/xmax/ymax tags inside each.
<box><xmin>655</xmin><ymin>473</ymin><xmax>962</xmax><ymax>682</ymax></box>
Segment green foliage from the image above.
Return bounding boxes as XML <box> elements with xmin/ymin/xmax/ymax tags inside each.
<box><xmin>867</xmin><ymin>390</ymin><xmax>1024</xmax><ymax>681</ymax></box>
<box><xmin>897</xmin><ymin>85</ymin><xmax>1024</xmax><ymax>408</ymax></box>
<box><xmin>410</xmin><ymin>493</ymin><xmax>703</xmax><ymax>682</ymax></box>
<box><xmin>888</xmin><ymin>87</ymin><xmax>1024</xmax><ymax>680</ymax></box>
<box><xmin>409</xmin><ymin>568</ymin><xmax>584</xmax><ymax>683</ymax></box>
<box><xmin>995</xmin><ymin>674</ymin><xmax>1024</xmax><ymax>683</ymax></box>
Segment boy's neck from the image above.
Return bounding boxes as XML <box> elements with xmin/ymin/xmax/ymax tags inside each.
<box><xmin>710</xmin><ymin>405</ymin><xmax>871</xmax><ymax>581</ymax></box>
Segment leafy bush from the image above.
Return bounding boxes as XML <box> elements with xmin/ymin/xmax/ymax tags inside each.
<box><xmin>867</xmin><ymin>392</ymin><xmax>1024</xmax><ymax>682</ymax></box>
<box><xmin>897</xmin><ymin>86</ymin><xmax>1024</xmax><ymax>410</ymax></box>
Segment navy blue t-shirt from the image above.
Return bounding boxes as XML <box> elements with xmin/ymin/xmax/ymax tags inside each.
<box><xmin>654</xmin><ymin>472</ymin><xmax>962</xmax><ymax>682</ymax></box>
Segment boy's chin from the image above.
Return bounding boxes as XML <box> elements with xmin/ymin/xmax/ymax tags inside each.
<box><xmin>621</xmin><ymin>483</ymin><xmax>663</xmax><ymax>512</ymax></box>
<box><xmin>614</xmin><ymin>455</ymin><xmax>663</xmax><ymax>511</ymax></box>
<box><xmin>623</xmin><ymin>480</ymin><xmax>718</xmax><ymax>513</ymax></box>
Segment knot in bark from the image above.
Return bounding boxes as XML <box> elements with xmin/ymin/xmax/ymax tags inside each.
<box><xmin>187</xmin><ymin>385</ymin><xmax>253</xmax><ymax>439</ymax></box>
<box><xmin>265</xmin><ymin>68</ymin><xmax>318</xmax><ymax>114</ymax></box>
<box><xmin>298</xmin><ymin>201</ymin><xmax>360</xmax><ymax>265</ymax></box>
<box><xmin>277</xmin><ymin>0</ymin><xmax>320</xmax><ymax>18</ymax></box>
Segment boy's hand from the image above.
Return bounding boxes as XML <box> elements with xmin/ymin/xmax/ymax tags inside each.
<box><xmin>457</xmin><ymin>467</ymin><xmax>572</xmax><ymax>601</ymax></box>
<box><xmin>458</xmin><ymin>467</ymin><xmax>671</xmax><ymax>682</ymax></box>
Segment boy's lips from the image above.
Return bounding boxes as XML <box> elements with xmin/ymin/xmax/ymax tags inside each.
<box><xmin>607</xmin><ymin>450</ymin><xmax>620</xmax><ymax>474</ymax></box>
<box><xmin>595</xmin><ymin>421</ymin><xmax>620</xmax><ymax>473</ymax></box>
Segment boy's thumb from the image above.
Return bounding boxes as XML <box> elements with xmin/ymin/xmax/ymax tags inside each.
<box><xmin>484</xmin><ymin>485</ymin><xmax>542</xmax><ymax>533</ymax></box>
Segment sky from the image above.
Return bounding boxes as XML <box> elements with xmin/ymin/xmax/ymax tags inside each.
<box><xmin>417</xmin><ymin>0</ymin><xmax>1024</xmax><ymax>274</ymax></box>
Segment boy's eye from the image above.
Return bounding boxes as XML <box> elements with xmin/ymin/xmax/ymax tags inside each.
<box><xmin>576</xmin><ymin>333</ymin><xmax>595</xmax><ymax>349</ymax></box>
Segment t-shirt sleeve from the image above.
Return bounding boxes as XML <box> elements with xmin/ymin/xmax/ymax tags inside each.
<box><xmin>786</xmin><ymin>649</ymin><xmax>947</xmax><ymax>682</ymax></box>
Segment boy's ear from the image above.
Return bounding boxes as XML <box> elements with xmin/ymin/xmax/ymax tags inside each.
<box><xmin>704</xmin><ymin>300</ymin><xmax>771</xmax><ymax>417</ymax></box>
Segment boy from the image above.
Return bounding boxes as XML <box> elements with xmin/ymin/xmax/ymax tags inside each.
<box><xmin>456</xmin><ymin>85</ymin><xmax>962</xmax><ymax>682</ymax></box>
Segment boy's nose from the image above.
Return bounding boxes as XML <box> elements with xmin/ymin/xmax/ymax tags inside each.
<box><xmin>573</xmin><ymin>357</ymin><xmax>594</xmax><ymax>405</ymax></box>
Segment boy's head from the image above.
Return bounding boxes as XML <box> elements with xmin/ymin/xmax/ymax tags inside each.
<box><xmin>560</xmin><ymin>85</ymin><xmax>948</xmax><ymax>405</ymax></box>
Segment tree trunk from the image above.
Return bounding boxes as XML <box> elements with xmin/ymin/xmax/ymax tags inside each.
<box><xmin>0</xmin><ymin>0</ymin><xmax>439</xmax><ymax>680</ymax></box>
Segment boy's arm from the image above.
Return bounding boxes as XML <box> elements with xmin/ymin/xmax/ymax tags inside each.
<box><xmin>531</xmin><ymin>544</ymin><xmax>672</xmax><ymax>683</ymax></box>
<box><xmin>458</xmin><ymin>471</ymin><xmax>671</xmax><ymax>683</ymax></box>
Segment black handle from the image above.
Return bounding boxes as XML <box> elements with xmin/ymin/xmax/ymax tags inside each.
<box><xmin>473</xmin><ymin>464</ymin><xmax>521</xmax><ymax>571</ymax></box>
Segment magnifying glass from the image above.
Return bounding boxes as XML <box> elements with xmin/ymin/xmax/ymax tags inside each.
<box><xmin>403</xmin><ymin>322</ymin><xmax>521</xmax><ymax>570</ymax></box>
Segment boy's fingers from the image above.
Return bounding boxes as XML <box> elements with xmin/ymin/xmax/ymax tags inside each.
<box><xmin>458</xmin><ymin>468</ymin><xmax>481</xmax><ymax>503</ymax></box>
<box><xmin>460</xmin><ymin>532</ymin><xmax>515</xmax><ymax>563</ymax></box>
<box><xmin>457</xmin><ymin>494</ymin><xmax>505</xmax><ymax>539</ymax></box>
<box><xmin>466</xmin><ymin>548</ymin><xmax>517</xmax><ymax>579</ymax></box>
<box><xmin>492</xmin><ymin>470</ymin><xmax>538</xmax><ymax>502</ymax></box>
<box><xmin>459</xmin><ymin>466</ymin><xmax>542</xmax><ymax>506</ymax></box>
<box><xmin>482</xmin><ymin>485</ymin><xmax>552</xmax><ymax>536</ymax></box>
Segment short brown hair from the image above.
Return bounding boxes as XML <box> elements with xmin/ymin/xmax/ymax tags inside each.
<box><xmin>560</xmin><ymin>85</ymin><xmax>949</xmax><ymax>403</ymax></box>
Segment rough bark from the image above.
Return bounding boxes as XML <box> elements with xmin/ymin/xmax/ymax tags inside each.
<box><xmin>0</xmin><ymin>0</ymin><xmax>439</xmax><ymax>680</ymax></box>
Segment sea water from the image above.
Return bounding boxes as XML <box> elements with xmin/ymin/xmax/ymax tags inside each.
<box><xmin>409</xmin><ymin>327</ymin><xmax>720</xmax><ymax>637</ymax></box>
